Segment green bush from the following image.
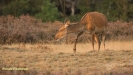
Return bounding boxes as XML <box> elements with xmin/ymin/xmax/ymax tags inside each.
<box><xmin>35</xmin><ymin>0</ymin><xmax>60</xmax><ymax>22</ymax></box>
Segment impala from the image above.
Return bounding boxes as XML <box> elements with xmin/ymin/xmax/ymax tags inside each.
<box><xmin>54</xmin><ymin>12</ymin><xmax>108</xmax><ymax>53</ymax></box>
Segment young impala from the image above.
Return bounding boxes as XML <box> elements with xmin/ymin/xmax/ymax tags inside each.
<box><xmin>54</xmin><ymin>12</ymin><xmax>108</xmax><ymax>53</ymax></box>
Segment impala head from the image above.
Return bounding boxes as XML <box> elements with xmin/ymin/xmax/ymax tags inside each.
<box><xmin>54</xmin><ymin>20</ymin><xmax>70</xmax><ymax>41</ymax></box>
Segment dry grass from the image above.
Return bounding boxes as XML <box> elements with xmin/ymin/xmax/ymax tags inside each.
<box><xmin>0</xmin><ymin>41</ymin><xmax>133</xmax><ymax>75</ymax></box>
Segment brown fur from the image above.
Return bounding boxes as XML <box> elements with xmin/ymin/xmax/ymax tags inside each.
<box><xmin>55</xmin><ymin>12</ymin><xmax>108</xmax><ymax>53</ymax></box>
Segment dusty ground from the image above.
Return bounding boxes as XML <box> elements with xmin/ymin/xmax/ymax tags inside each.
<box><xmin>0</xmin><ymin>41</ymin><xmax>133</xmax><ymax>75</ymax></box>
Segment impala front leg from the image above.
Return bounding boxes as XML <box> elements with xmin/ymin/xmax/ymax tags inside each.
<box><xmin>65</xmin><ymin>33</ymin><xmax>68</xmax><ymax>44</ymax></box>
<box><xmin>73</xmin><ymin>32</ymin><xmax>83</xmax><ymax>53</ymax></box>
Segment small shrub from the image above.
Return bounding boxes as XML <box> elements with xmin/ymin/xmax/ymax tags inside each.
<box><xmin>0</xmin><ymin>15</ymin><xmax>62</xmax><ymax>44</ymax></box>
<box><xmin>106</xmin><ymin>20</ymin><xmax>133</xmax><ymax>41</ymax></box>
<box><xmin>0</xmin><ymin>15</ymin><xmax>133</xmax><ymax>44</ymax></box>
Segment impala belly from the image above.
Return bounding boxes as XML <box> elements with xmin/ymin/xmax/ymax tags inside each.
<box><xmin>85</xmin><ymin>25</ymin><xmax>104</xmax><ymax>34</ymax></box>
<box><xmin>95</xmin><ymin>27</ymin><xmax>104</xmax><ymax>34</ymax></box>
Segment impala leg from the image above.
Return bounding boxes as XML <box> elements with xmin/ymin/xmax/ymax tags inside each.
<box><xmin>102</xmin><ymin>32</ymin><xmax>106</xmax><ymax>50</ymax></box>
<box><xmin>98</xmin><ymin>34</ymin><xmax>102</xmax><ymax>51</ymax></box>
<box><xmin>99</xmin><ymin>34</ymin><xmax>102</xmax><ymax>42</ymax></box>
<box><xmin>66</xmin><ymin>34</ymin><xmax>68</xmax><ymax>44</ymax></box>
<box><xmin>73</xmin><ymin>32</ymin><xmax>83</xmax><ymax>53</ymax></box>
<box><xmin>94</xmin><ymin>34</ymin><xmax>101</xmax><ymax>51</ymax></box>
<box><xmin>91</xmin><ymin>34</ymin><xmax>95</xmax><ymax>50</ymax></box>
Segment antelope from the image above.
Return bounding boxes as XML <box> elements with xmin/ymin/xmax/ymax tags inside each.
<box><xmin>54</xmin><ymin>12</ymin><xmax>108</xmax><ymax>53</ymax></box>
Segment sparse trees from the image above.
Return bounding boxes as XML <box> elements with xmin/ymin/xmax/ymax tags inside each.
<box><xmin>0</xmin><ymin>0</ymin><xmax>133</xmax><ymax>21</ymax></box>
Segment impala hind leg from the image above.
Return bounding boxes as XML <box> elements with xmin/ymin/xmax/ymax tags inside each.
<box><xmin>94</xmin><ymin>34</ymin><xmax>101</xmax><ymax>51</ymax></box>
<box><xmin>91</xmin><ymin>34</ymin><xmax>95</xmax><ymax>50</ymax></box>
<box><xmin>101</xmin><ymin>33</ymin><xmax>106</xmax><ymax>49</ymax></box>
<box><xmin>73</xmin><ymin>32</ymin><xmax>83</xmax><ymax>53</ymax></box>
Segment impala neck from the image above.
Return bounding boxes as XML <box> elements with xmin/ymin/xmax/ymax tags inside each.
<box><xmin>66</xmin><ymin>22</ymin><xmax>85</xmax><ymax>34</ymax></box>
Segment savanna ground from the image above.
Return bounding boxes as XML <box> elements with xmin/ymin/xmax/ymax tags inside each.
<box><xmin>0</xmin><ymin>41</ymin><xmax>133</xmax><ymax>75</ymax></box>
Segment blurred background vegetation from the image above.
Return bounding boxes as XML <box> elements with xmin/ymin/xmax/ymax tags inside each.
<box><xmin>0</xmin><ymin>0</ymin><xmax>133</xmax><ymax>22</ymax></box>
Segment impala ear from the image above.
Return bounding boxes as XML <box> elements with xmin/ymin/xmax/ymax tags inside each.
<box><xmin>64</xmin><ymin>18</ymin><xmax>70</xmax><ymax>28</ymax></box>
<box><xmin>65</xmin><ymin>20</ymin><xmax>70</xmax><ymax>28</ymax></box>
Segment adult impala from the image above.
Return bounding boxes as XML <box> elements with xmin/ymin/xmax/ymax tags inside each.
<box><xmin>54</xmin><ymin>12</ymin><xmax>108</xmax><ymax>53</ymax></box>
